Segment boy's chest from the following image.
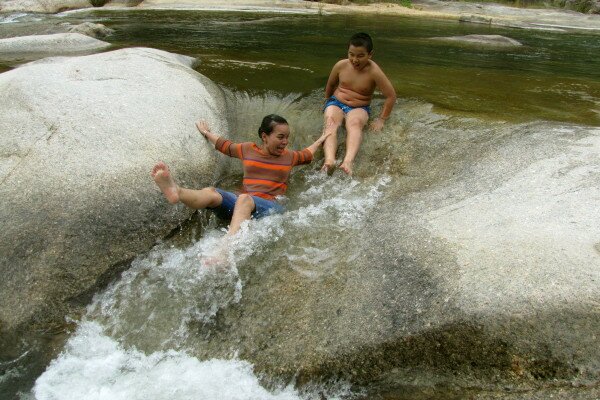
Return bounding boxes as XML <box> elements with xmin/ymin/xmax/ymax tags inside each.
<box><xmin>339</xmin><ymin>68</ymin><xmax>376</xmax><ymax>94</ymax></box>
<box><xmin>242</xmin><ymin>158</ymin><xmax>292</xmax><ymax>182</ymax></box>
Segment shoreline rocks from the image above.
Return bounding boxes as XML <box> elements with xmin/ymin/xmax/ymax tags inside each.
<box><xmin>0</xmin><ymin>0</ymin><xmax>92</xmax><ymax>13</ymax></box>
<box><xmin>1</xmin><ymin>0</ymin><xmax>599</xmax><ymax>32</ymax></box>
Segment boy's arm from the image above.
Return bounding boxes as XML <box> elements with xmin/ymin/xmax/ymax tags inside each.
<box><xmin>370</xmin><ymin>68</ymin><xmax>397</xmax><ymax>132</ymax></box>
<box><xmin>324</xmin><ymin>61</ymin><xmax>342</xmax><ymax>100</ymax></box>
<box><xmin>195</xmin><ymin>120</ymin><xmax>221</xmax><ymax>145</ymax></box>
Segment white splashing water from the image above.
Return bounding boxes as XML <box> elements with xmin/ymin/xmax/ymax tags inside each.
<box><xmin>0</xmin><ymin>13</ymin><xmax>30</xmax><ymax>24</ymax></box>
<box><xmin>33</xmin><ymin>321</ymin><xmax>301</xmax><ymax>400</ymax></box>
<box><xmin>32</xmin><ymin>162</ymin><xmax>388</xmax><ymax>400</ymax></box>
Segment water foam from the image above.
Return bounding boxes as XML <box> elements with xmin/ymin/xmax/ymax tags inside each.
<box><xmin>0</xmin><ymin>13</ymin><xmax>29</xmax><ymax>24</ymax></box>
<box><xmin>33</xmin><ymin>171</ymin><xmax>388</xmax><ymax>398</ymax></box>
<box><xmin>33</xmin><ymin>321</ymin><xmax>300</xmax><ymax>400</ymax></box>
<box><xmin>33</xmin><ymin>89</ymin><xmax>393</xmax><ymax>398</ymax></box>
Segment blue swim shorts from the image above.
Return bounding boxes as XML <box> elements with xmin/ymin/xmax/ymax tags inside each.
<box><xmin>211</xmin><ymin>188</ymin><xmax>285</xmax><ymax>220</ymax></box>
<box><xmin>324</xmin><ymin>95</ymin><xmax>371</xmax><ymax>115</ymax></box>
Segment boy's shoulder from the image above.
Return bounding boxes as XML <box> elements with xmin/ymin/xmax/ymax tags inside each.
<box><xmin>333</xmin><ymin>58</ymin><xmax>350</xmax><ymax>68</ymax></box>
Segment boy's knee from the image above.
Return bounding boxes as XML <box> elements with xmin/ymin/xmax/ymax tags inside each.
<box><xmin>346</xmin><ymin>118</ymin><xmax>366</xmax><ymax>130</ymax></box>
<box><xmin>236</xmin><ymin>194</ymin><xmax>255</xmax><ymax>209</ymax></box>
<box><xmin>325</xmin><ymin>116</ymin><xmax>341</xmax><ymax>129</ymax></box>
<box><xmin>204</xmin><ymin>186</ymin><xmax>219</xmax><ymax>197</ymax></box>
<box><xmin>203</xmin><ymin>187</ymin><xmax>222</xmax><ymax>207</ymax></box>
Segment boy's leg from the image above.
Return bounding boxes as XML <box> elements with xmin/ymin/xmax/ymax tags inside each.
<box><xmin>340</xmin><ymin>108</ymin><xmax>369</xmax><ymax>175</ymax></box>
<box><xmin>152</xmin><ymin>161</ymin><xmax>222</xmax><ymax>208</ymax></box>
<box><xmin>321</xmin><ymin>106</ymin><xmax>345</xmax><ymax>172</ymax></box>
<box><xmin>179</xmin><ymin>187</ymin><xmax>223</xmax><ymax>210</ymax></box>
<box><xmin>151</xmin><ymin>162</ymin><xmax>180</xmax><ymax>203</ymax></box>
<box><xmin>228</xmin><ymin>194</ymin><xmax>256</xmax><ymax>235</ymax></box>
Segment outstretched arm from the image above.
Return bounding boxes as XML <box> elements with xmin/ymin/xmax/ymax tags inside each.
<box><xmin>195</xmin><ymin>120</ymin><xmax>220</xmax><ymax>145</ymax></box>
<box><xmin>306</xmin><ymin>129</ymin><xmax>334</xmax><ymax>155</ymax></box>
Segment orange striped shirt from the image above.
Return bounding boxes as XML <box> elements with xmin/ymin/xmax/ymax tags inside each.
<box><xmin>215</xmin><ymin>138</ymin><xmax>313</xmax><ymax>200</ymax></box>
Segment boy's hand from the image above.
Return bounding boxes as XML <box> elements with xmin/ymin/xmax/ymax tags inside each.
<box><xmin>195</xmin><ymin>120</ymin><xmax>211</xmax><ymax>138</ymax></box>
<box><xmin>369</xmin><ymin>117</ymin><xmax>385</xmax><ymax>132</ymax></box>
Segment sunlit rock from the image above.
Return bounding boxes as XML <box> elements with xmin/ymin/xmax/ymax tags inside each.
<box><xmin>0</xmin><ymin>33</ymin><xmax>111</xmax><ymax>64</ymax></box>
<box><xmin>188</xmin><ymin>116</ymin><xmax>600</xmax><ymax>393</ymax></box>
<box><xmin>68</xmin><ymin>22</ymin><xmax>115</xmax><ymax>38</ymax></box>
<box><xmin>0</xmin><ymin>0</ymin><xmax>91</xmax><ymax>13</ymax></box>
<box><xmin>0</xmin><ymin>47</ymin><xmax>227</xmax><ymax>370</ymax></box>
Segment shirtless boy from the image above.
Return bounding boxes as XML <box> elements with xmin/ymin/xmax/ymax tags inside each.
<box><xmin>321</xmin><ymin>32</ymin><xmax>396</xmax><ymax>175</ymax></box>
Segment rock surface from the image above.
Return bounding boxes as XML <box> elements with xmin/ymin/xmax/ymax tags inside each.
<box><xmin>188</xmin><ymin>114</ymin><xmax>600</xmax><ymax>392</ymax></box>
<box><xmin>0</xmin><ymin>0</ymin><xmax>92</xmax><ymax>13</ymax></box>
<box><xmin>67</xmin><ymin>22</ymin><xmax>115</xmax><ymax>38</ymax></box>
<box><xmin>0</xmin><ymin>47</ymin><xmax>227</xmax><ymax>367</ymax></box>
<box><xmin>0</xmin><ymin>33</ymin><xmax>111</xmax><ymax>64</ymax></box>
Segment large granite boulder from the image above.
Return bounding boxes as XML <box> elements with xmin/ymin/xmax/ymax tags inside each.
<box><xmin>0</xmin><ymin>47</ymin><xmax>227</xmax><ymax>371</ymax></box>
<box><xmin>187</xmin><ymin>116</ymin><xmax>599</xmax><ymax>394</ymax></box>
<box><xmin>0</xmin><ymin>33</ymin><xmax>111</xmax><ymax>65</ymax></box>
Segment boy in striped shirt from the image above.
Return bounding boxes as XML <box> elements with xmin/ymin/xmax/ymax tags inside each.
<box><xmin>152</xmin><ymin>114</ymin><xmax>330</xmax><ymax>236</ymax></box>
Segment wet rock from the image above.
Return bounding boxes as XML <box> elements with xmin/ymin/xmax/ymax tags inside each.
<box><xmin>431</xmin><ymin>34</ymin><xmax>523</xmax><ymax>47</ymax></box>
<box><xmin>459</xmin><ymin>14</ymin><xmax>492</xmax><ymax>24</ymax></box>
<box><xmin>190</xmin><ymin>119</ymin><xmax>600</xmax><ymax>393</ymax></box>
<box><xmin>68</xmin><ymin>22</ymin><xmax>115</xmax><ymax>39</ymax></box>
<box><xmin>0</xmin><ymin>47</ymin><xmax>227</xmax><ymax>377</ymax></box>
<box><xmin>0</xmin><ymin>33</ymin><xmax>111</xmax><ymax>64</ymax></box>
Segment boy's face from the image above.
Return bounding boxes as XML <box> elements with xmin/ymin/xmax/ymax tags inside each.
<box><xmin>261</xmin><ymin>123</ymin><xmax>289</xmax><ymax>156</ymax></box>
<box><xmin>347</xmin><ymin>45</ymin><xmax>372</xmax><ymax>71</ymax></box>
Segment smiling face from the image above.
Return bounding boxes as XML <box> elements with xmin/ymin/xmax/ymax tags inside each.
<box><xmin>348</xmin><ymin>44</ymin><xmax>372</xmax><ymax>71</ymax></box>
<box><xmin>261</xmin><ymin>123</ymin><xmax>290</xmax><ymax>156</ymax></box>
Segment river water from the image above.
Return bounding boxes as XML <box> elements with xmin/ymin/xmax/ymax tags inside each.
<box><xmin>1</xmin><ymin>7</ymin><xmax>599</xmax><ymax>400</ymax></box>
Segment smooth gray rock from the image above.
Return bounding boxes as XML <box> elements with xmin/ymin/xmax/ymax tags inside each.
<box><xmin>414</xmin><ymin>0</ymin><xmax>600</xmax><ymax>30</ymax></box>
<box><xmin>186</xmin><ymin>116</ymin><xmax>600</xmax><ymax>391</ymax></box>
<box><xmin>68</xmin><ymin>22</ymin><xmax>115</xmax><ymax>39</ymax></box>
<box><xmin>0</xmin><ymin>0</ymin><xmax>91</xmax><ymax>13</ymax></box>
<box><xmin>0</xmin><ymin>33</ymin><xmax>111</xmax><ymax>63</ymax></box>
<box><xmin>459</xmin><ymin>14</ymin><xmax>492</xmax><ymax>24</ymax></box>
<box><xmin>431</xmin><ymin>34</ymin><xmax>523</xmax><ymax>47</ymax></box>
<box><xmin>0</xmin><ymin>47</ymin><xmax>227</xmax><ymax>362</ymax></box>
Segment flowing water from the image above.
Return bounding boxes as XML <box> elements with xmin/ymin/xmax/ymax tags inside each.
<box><xmin>1</xmin><ymin>7</ymin><xmax>599</xmax><ymax>400</ymax></box>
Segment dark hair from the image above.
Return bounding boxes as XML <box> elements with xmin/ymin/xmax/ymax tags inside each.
<box><xmin>258</xmin><ymin>114</ymin><xmax>288</xmax><ymax>138</ymax></box>
<box><xmin>348</xmin><ymin>32</ymin><xmax>373</xmax><ymax>53</ymax></box>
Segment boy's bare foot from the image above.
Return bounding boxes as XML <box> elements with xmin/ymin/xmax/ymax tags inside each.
<box><xmin>320</xmin><ymin>159</ymin><xmax>336</xmax><ymax>174</ymax></box>
<box><xmin>339</xmin><ymin>160</ymin><xmax>353</xmax><ymax>176</ymax></box>
<box><xmin>151</xmin><ymin>162</ymin><xmax>180</xmax><ymax>204</ymax></box>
